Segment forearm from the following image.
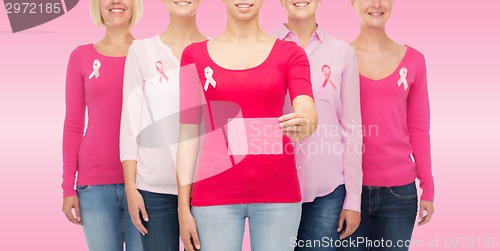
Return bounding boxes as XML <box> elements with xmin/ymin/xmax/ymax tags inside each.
<box><xmin>123</xmin><ymin>160</ymin><xmax>138</xmax><ymax>193</ymax></box>
<box><xmin>176</xmin><ymin>124</ymin><xmax>201</xmax><ymax>213</ymax></box>
<box><xmin>177</xmin><ymin>176</ymin><xmax>193</xmax><ymax>214</ymax></box>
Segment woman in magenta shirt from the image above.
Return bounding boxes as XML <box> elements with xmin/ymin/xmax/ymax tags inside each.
<box><xmin>340</xmin><ymin>1</ymin><xmax>435</xmax><ymax>250</ymax></box>
<box><xmin>176</xmin><ymin>1</ymin><xmax>318</xmax><ymax>250</ymax></box>
<box><xmin>61</xmin><ymin>0</ymin><xmax>143</xmax><ymax>250</ymax></box>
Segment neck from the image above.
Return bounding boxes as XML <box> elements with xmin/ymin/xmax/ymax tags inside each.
<box><xmin>223</xmin><ymin>15</ymin><xmax>263</xmax><ymax>42</ymax></box>
<box><xmin>102</xmin><ymin>26</ymin><xmax>134</xmax><ymax>45</ymax></box>
<box><xmin>286</xmin><ymin>16</ymin><xmax>317</xmax><ymax>48</ymax></box>
<box><xmin>353</xmin><ymin>25</ymin><xmax>392</xmax><ymax>50</ymax></box>
<box><xmin>161</xmin><ymin>15</ymin><xmax>203</xmax><ymax>45</ymax></box>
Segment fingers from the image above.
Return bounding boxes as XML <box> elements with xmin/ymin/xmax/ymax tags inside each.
<box><xmin>279</xmin><ymin>113</ymin><xmax>305</xmax><ymax>122</ymax></box>
<box><xmin>279</xmin><ymin>117</ymin><xmax>307</xmax><ymax>130</ymax></box>
<box><xmin>180</xmin><ymin>234</ymin><xmax>191</xmax><ymax>251</ymax></box>
<box><xmin>131</xmin><ymin>207</ymin><xmax>148</xmax><ymax>235</ymax></box>
<box><xmin>74</xmin><ymin>201</ymin><xmax>81</xmax><ymax>224</ymax></box>
<box><xmin>337</xmin><ymin>214</ymin><xmax>345</xmax><ymax>233</ymax></box>
<box><xmin>281</xmin><ymin>126</ymin><xmax>303</xmax><ymax>133</ymax></box>
<box><xmin>181</xmin><ymin>232</ymin><xmax>199</xmax><ymax>251</ymax></box>
<box><xmin>418</xmin><ymin>205</ymin><xmax>424</xmax><ymax>223</ymax></box>
<box><xmin>418</xmin><ymin>212</ymin><xmax>431</xmax><ymax>226</ymax></box>
<box><xmin>418</xmin><ymin>203</ymin><xmax>434</xmax><ymax>226</ymax></box>
<box><xmin>140</xmin><ymin>206</ymin><xmax>149</xmax><ymax>223</ymax></box>
<box><xmin>191</xmin><ymin>229</ymin><xmax>201</xmax><ymax>250</ymax></box>
<box><xmin>340</xmin><ymin>220</ymin><xmax>359</xmax><ymax>240</ymax></box>
<box><xmin>63</xmin><ymin>204</ymin><xmax>81</xmax><ymax>225</ymax></box>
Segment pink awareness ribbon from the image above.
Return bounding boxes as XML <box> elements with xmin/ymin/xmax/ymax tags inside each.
<box><xmin>397</xmin><ymin>67</ymin><xmax>409</xmax><ymax>91</ymax></box>
<box><xmin>88</xmin><ymin>59</ymin><xmax>101</xmax><ymax>79</ymax></box>
<box><xmin>321</xmin><ymin>65</ymin><xmax>336</xmax><ymax>89</ymax></box>
<box><xmin>156</xmin><ymin>61</ymin><xmax>168</xmax><ymax>83</ymax></box>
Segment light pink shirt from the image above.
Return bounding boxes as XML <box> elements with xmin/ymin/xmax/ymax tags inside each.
<box><xmin>273</xmin><ymin>25</ymin><xmax>363</xmax><ymax>211</ymax></box>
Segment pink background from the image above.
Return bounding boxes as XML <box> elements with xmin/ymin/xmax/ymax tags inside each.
<box><xmin>1</xmin><ymin>0</ymin><xmax>499</xmax><ymax>250</ymax></box>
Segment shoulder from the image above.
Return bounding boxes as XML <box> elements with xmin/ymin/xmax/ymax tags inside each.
<box><xmin>182</xmin><ymin>40</ymin><xmax>208</xmax><ymax>59</ymax></box>
<box><xmin>323</xmin><ymin>34</ymin><xmax>356</xmax><ymax>56</ymax></box>
<box><xmin>406</xmin><ymin>46</ymin><xmax>426</xmax><ymax>63</ymax></box>
<box><xmin>129</xmin><ymin>35</ymin><xmax>160</xmax><ymax>51</ymax></box>
<box><xmin>274</xmin><ymin>39</ymin><xmax>307</xmax><ymax>59</ymax></box>
<box><xmin>183</xmin><ymin>40</ymin><xmax>207</xmax><ymax>55</ymax></box>
<box><xmin>67</xmin><ymin>44</ymin><xmax>94</xmax><ymax>65</ymax></box>
<box><xmin>188</xmin><ymin>40</ymin><xmax>207</xmax><ymax>50</ymax></box>
<box><xmin>404</xmin><ymin>46</ymin><xmax>427</xmax><ymax>74</ymax></box>
<box><xmin>70</xmin><ymin>44</ymin><xmax>93</xmax><ymax>58</ymax></box>
<box><xmin>275</xmin><ymin>39</ymin><xmax>301</xmax><ymax>51</ymax></box>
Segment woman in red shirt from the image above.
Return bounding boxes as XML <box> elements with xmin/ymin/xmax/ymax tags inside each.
<box><xmin>176</xmin><ymin>1</ymin><xmax>317</xmax><ymax>250</ymax></box>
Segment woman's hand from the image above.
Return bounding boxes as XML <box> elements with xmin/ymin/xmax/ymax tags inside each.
<box><xmin>279</xmin><ymin>112</ymin><xmax>311</xmax><ymax>141</ymax></box>
<box><xmin>338</xmin><ymin>209</ymin><xmax>361</xmax><ymax>239</ymax></box>
<box><xmin>418</xmin><ymin>200</ymin><xmax>434</xmax><ymax>226</ymax></box>
<box><xmin>179</xmin><ymin>210</ymin><xmax>201</xmax><ymax>251</ymax></box>
<box><xmin>62</xmin><ymin>195</ymin><xmax>81</xmax><ymax>225</ymax></box>
<box><xmin>283</xmin><ymin>95</ymin><xmax>317</xmax><ymax>141</ymax></box>
<box><xmin>126</xmin><ymin>188</ymin><xmax>149</xmax><ymax>235</ymax></box>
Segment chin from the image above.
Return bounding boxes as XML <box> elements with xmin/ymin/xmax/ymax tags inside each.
<box><xmin>291</xmin><ymin>13</ymin><xmax>313</xmax><ymax>21</ymax></box>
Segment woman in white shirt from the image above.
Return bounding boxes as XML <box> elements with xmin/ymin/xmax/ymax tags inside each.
<box><xmin>120</xmin><ymin>1</ymin><xmax>207</xmax><ymax>250</ymax></box>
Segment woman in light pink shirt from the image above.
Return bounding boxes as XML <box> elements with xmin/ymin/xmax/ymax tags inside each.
<box><xmin>340</xmin><ymin>1</ymin><xmax>435</xmax><ymax>251</ymax></box>
<box><xmin>274</xmin><ymin>1</ymin><xmax>363</xmax><ymax>250</ymax></box>
<box><xmin>61</xmin><ymin>0</ymin><xmax>143</xmax><ymax>250</ymax></box>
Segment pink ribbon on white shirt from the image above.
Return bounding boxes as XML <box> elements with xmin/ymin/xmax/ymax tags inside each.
<box><xmin>156</xmin><ymin>61</ymin><xmax>168</xmax><ymax>83</ymax></box>
<box><xmin>321</xmin><ymin>65</ymin><xmax>336</xmax><ymax>89</ymax></box>
<box><xmin>88</xmin><ymin>59</ymin><xmax>101</xmax><ymax>79</ymax></box>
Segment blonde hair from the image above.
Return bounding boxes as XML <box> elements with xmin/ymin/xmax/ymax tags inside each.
<box><xmin>90</xmin><ymin>0</ymin><xmax>143</xmax><ymax>28</ymax></box>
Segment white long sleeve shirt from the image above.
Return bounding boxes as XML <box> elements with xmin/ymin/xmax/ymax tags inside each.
<box><xmin>120</xmin><ymin>35</ymin><xmax>180</xmax><ymax>194</ymax></box>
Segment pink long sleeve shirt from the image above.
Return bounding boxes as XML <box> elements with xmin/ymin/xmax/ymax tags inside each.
<box><xmin>360</xmin><ymin>46</ymin><xmax>434</xmax><ymax>201</ymax></box>
<box><xmin>62</xmin><ymin>44</ymin><xmax>126</xmax><ymax>197</ymax></box>
<box><xmin>273</xmin><ymin>25</ymin><xmax>363</xmax><ymax>211</ymax></box>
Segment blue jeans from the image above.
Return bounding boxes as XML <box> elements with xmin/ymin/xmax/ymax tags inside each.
<box><xmin>295</xmin><ymin>185</ymin><xmax>346</xmax><ymax>251</ymax></box>
<box><xmin>191</xmin><ymin>203</ymin><xmax>302</xmax><ymax>251</ymax></box>
<box><xmin>138</xmin><ymin>190</ymin><xmax>179</xmax><ymax>251</ymax></box>
<box><xmin>77</xmin><ymin>184</ymin><xmax>143</xmax><ymax>251</ymax></box>
<box><xmin>338</xmin><ymin>182</ymin><xmax>418</xmax><ymax>251</ymax></box>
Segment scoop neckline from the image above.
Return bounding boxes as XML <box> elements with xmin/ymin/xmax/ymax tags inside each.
<box><xmin>204</xmin><ymin>39</ymin><xmax>279</xmax><ymax>72</ymax></box>
<box><xmin>359</xmin><ymin>45</ymin><xmax>410</xmax><ymax>82</ymax></box>
<box><xmin>90</xmin><ymin>44</ymin><xmax>127</xmax><ymax>59</ymax></box>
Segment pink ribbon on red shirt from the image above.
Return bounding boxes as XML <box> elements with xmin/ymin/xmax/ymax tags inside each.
<box><xmin>156</xmin><ymin>61</ymin><xmax>168</xmax><ymax>83</ymax></box>
<box><xmin>321</xmin><ymin>65</ymin><xmax>336</xmax><ymax>89</ymax></box>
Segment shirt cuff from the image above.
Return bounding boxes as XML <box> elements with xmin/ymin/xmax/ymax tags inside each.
<box><xmin>342</xmin><ymin>191</ymin><xmax>362</xmax><ymax>212</ymax></box>
<box><xmin>420</xmin><ymin>188</ymin><xmax>434</xmax><ymax>202</ymax></box>
<box><xmin>63</xmin><ymin>189</ymin><xmax>77</xmax><ymax>198</ymax></box>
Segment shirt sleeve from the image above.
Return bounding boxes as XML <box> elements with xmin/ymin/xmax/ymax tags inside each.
<box><xmin>62</xmin><ymin>48</ymin><xmax>84</xmax><ymax>198</ymax></box>
<box><xmin>408</xmin><ymin>52</ymin><xmax>434</xmax><ymax>202</ymax></box>
<box><xmin>340</xmin><ymin>47</ymin><xmax>363</xmax><ymax>212</ymax></box>
<box><xmin>286</xmin><ymin>43</ymin><xmax>314</xmax><ymax>103</ymax></box>
<box><xmin>179</xmin><ymin>44</ymin><xmax>203</xmax><ymax>124</ymax></box>
<box><xmin>120</xmin><ymin>42</ymin><xmax>143</xmax><ymax>162</ymax></box>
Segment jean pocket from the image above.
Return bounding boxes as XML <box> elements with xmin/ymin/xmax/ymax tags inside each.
<box><xmin>388</xmin><ymin>183</ymin><xmax>417</xmax><ymax>199</ymax></box>
<box><xmin>76</xmin><ymin>185</ymin><xmax>90</xmax><ymax>192</ymax></box>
